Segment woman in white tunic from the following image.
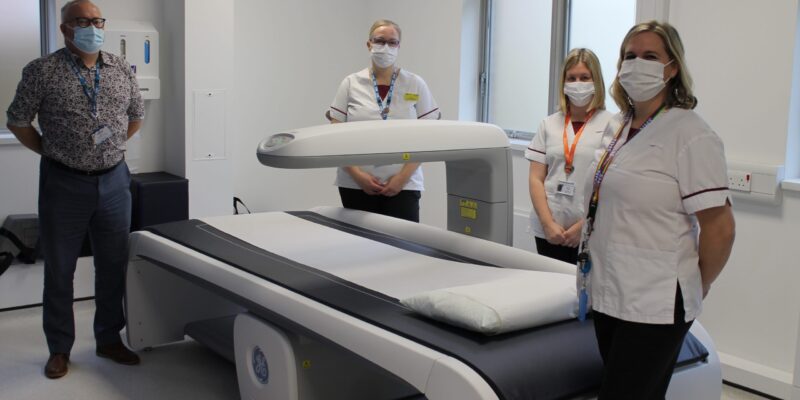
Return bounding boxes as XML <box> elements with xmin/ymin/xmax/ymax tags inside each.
<box><xmin>327</xmin><ymin>19</ymin><xmax>440</xmax><ymax>222</ymax></box>
<box><xmin>526</xmin><ymin>48</ymin><xmax>612</xmax><ymax>264</ymax></box>
<box><xmin>578</xmin><ymin>21</ymin><xmax>735</xmax><ymax>399</ymax></box>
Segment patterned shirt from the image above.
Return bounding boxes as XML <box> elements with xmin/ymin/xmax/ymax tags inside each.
<box><xmin>6</xmin><ymin>48</ymin><xmax>145</xmax><ymax>171</ymax></box>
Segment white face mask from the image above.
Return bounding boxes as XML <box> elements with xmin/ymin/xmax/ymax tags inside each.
<box><xmin>370</xmin><ymin>44</ymin><xmax>397</xmax><ymax>68</ymax></box>
<box><xmin>563</xmin><ymin>81</ymin><xmax>595</xmax><ymax>107</ymax></box>
<box><xmin>618</xmin><ymin>58</ymin><xmax>673</xmax><ymax>102</ymax></box>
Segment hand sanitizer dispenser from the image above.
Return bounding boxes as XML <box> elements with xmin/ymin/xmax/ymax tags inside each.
<box><xmin>101</xmin><ymin>20</ymin><xmax>160</xmax><ymax>100</ymax></box>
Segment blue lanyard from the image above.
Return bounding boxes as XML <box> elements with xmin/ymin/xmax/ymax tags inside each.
<box><xmin>576</xmin><ymin>105</ymin><xmax>666</xmax><ymax>322</ymax></box>
<box><xmin>65</xmin><ymin>50</ymin><xmax>101</xmax><ymax>120</ymax></box>
<box><xmin>371</xmin><ymin>69</ymin><xmax>398</xmax><ymax>120</ymax></box>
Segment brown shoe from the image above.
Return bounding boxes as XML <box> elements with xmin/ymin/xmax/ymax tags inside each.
<box><xmin>45</xmin><ymin>353</ymin><xmax>69</xmax><ymax>379</ymax></box>
<box><xmin>96</xmin><ymin>342</ymin><xmax>140</xmax><ymax>365</ymax></box>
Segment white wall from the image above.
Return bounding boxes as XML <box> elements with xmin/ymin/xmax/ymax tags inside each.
<box><xmin>231</xmin><ymin>0</ymin><xmax>366</xmax><ymax>216</ymax></box>
<box><xmin>667</xmin><ymin>1</ymin><xmax>800</xmax><ymax>397</ymax></box>
<box><xmin>183</xmin><ymin>0</ymin><xmax>234</xmax><ymax>218</ymax></box>
<box><xmin>0</xmin><ymin>146</ymin><xmax>40</xmax><ymax>222</ymax></box>
<box><xmin>671</xmin><ymin>1</ymin><xmax>795</xmax><ymax>165</ymax></box>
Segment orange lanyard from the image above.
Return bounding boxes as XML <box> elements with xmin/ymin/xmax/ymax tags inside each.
<box><xmin>562</xmin><ymin>110</ymin><xmax>595</xmax><ymax>174</ymax></box>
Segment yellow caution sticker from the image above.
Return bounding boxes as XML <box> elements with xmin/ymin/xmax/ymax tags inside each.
<box><xmin>402</xmin><ymin>153</ymin><xmax>411</xmax><ymax>161</ymax></box>
<box><xmin>464</xmin><ymin>226</ymin><xmax>472</xmax><ymax>234</ymax></box>
<box><xmin>459</xmin><ymin>199</ymin><xmax>478</xmax><ymax>220</ymax></box>
<box><xmin>460</xmin><ymin>207</ymin><xmax>477</xmax><ymax>219</ymax></box>
<box><xmin>459</xmin><ymin>199</ymin><xmax>478</xmax><ymax>209</ymax></box>
<box><xmin>404</xmin><ymin>92</ymin><xmax>420</xmax><ymax>102</ymax></box>
<box><xmin>302</xmin><ymin>360</ymin><xmax>312</xmax><ymax>369</ymax></box>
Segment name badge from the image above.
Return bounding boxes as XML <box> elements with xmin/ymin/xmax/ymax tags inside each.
<box><xmin>92</xmin><ymin>126</ymin><xmax>114</xmax><ymax>145</ymax></box>
<box><xmin>556</xmin><ymin>180</ymin><xmax>576</xmax><ymax>197</ymax></box>
<box><xmin>404</xmin><ymin>92</ymin><xmax>419</xmax><ymax>102</ymax></box>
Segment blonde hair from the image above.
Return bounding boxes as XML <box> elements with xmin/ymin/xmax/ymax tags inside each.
<box><xmin>558</xmin><ymin>48</ymin><xmax>606</xmax><ymax>114</ymax></box>
<box><xmin>369</xmin><ymin>19</ymin><xmax>402</xmax><ymax>41</ymax></box>
<box><xmin>610</xmin><ymin>20</ymin><xmax>697</xmax><ymax>114</ymax></box>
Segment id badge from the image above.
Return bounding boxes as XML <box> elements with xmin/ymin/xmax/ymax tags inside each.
<box><xmin>556</xmin><ymin>180</ymin><xmax>576</xmax><ymax>197</ymax></box>
<box><xmin>92</xmin><ymin>126</ymin><xmax>113</xmax><ymax>145</ymax></box>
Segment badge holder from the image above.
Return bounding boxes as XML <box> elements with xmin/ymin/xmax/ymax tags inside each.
<box><xmin>92</xmin><ymin>125</ymin><xmax>113</xmax><ymax>146</ymax></box>
<box><xmin>576</xmin><ymin>219</ymin><xmax>593</xmax><ymax>321</ymax></box>
<box><xmin>556</xmin><ymin>180</ymin><xmax>576</xmax><ymax>197</ymax></box>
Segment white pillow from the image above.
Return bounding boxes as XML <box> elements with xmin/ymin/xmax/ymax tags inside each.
<box><xmin>400</xmin><ymin>271</ymin><xmax>577</xmax><ymax>335</ymax></box>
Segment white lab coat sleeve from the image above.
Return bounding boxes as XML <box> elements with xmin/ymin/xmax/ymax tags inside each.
<box><xmin>329</xmin><ymin>76</ymin><xmax>351</xmax><ymax>122</ymax></box>
<box><xmin>414</xmin><ymin>76</ymin><xmax>440</xmax><ymax>120</ymax></box>
<box><xmin>677</xmin><ymin>132</ymin><xmax>731</xmax><ymax>214</ymax></box>
<box><xmin>524</xmin><ymin>119</ymin><xmax>548</xmax><ymax>164</ymax></box>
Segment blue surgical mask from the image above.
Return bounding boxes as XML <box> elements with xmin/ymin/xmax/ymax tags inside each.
<box><xmin>71</xmin><ymin>25</ymin><xmax>104</xmax><ymax>54</ymax></box>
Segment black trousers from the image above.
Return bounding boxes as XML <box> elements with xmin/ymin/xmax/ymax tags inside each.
<box><xmin>535</xmin><ymin>236</ymin><xmax>578</xmax><ymax>264</ymax></box>
<box><xmin>593</xmin><ymin>286</ymin><xmax>693</xmax><ymax>400</ymax></box>
<box><xmin>338</xmin><ymin>187</ymin><xmax>421</xmax><ymax>222</ymax></box>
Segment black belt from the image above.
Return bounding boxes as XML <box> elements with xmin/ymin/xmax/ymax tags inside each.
<box><xmin>48</xmin><ymin>158</ymin><xmax>121</xmax><ymax>176</ymax></box>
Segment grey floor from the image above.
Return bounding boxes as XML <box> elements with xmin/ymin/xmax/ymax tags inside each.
<box><xmin>0</xmin><ymin>301</ymin><xmax>772</xmax><ymax>400</ymax></box>
<box><xmin>0</xmin><ymin>300</ymin><xmax>239</xmax><ymax>400</ymax></box>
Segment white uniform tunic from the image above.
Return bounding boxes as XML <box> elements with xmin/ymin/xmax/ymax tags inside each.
<box><xmin>584</xmin><ymin>109</ymin><xmax>730</xmax><ymax>324</ymax></box>
<box><xmin>329</xmin><ymin>67</ymin><xmax>440</xmax><ymax>191</ymax></box>
<box><xmin>524</xmin><ymin>110</ymin><xmax>613</xmax><ymax>238</ymax></box>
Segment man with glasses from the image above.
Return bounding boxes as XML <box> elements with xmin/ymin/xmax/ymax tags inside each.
<box><xmin>6</xmin><ymin>0</ymin><xmax>144</xmax><ymax>379</ymax></box>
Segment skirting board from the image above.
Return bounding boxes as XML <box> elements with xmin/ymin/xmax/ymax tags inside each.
<box><xmin>0</xmin><ymin>257</ymin><xmax>95</xmax><ymax>311</ymax></box>
<box><xmin>719</xmin><ymin>351</ymin><xmax>793</xmax><ymax>399</ymax></box>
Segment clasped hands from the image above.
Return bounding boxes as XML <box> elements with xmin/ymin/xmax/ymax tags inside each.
<box><xmin>353</xmin><ymin>171</ymin><xmax>404</xmax><ymax>197</ymax></box>
<box><xmin>544</xmin><ymin>220</ymin><xmax>583</xmax><ymax>248</ymax></box>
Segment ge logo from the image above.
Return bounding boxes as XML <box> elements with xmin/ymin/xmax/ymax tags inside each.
<box><xmin>252</xmin><ymin>346</ymin><xmax>269</xmax><ymax>384</ymax></box>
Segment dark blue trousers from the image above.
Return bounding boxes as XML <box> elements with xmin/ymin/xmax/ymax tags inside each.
<box><xmin>38</xmin><ymin>157</ymin><xmax>131</xmax><ymax>354</ymax></box>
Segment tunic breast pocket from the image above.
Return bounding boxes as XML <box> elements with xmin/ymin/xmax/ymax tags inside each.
<box><xmin>402</xmin><ymin>92</ymin><xmax>420</xmax><ymax>103</ymax></box>
<box><xmin>622</xmin><ymin>141</ymin><xmax>669</xmax><ymax>172</ymax></box>
<box><xmin>392</xmin><ymin>94</ymin><xmax>418</xmax><ymax>119</ymax></box>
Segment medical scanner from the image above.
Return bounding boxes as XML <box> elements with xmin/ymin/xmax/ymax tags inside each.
<box><xmin>257</xmin><ymin>120</ymin><xmax>513</xmax><ymax>245</ymax></box>
<box><xmin>125</xmin><ymin>120</ymin><xmax>722</xmax><ymax>399</ymax></box>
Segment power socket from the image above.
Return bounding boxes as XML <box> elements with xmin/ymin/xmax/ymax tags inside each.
<box><xmin>728</xmin><ymin>170</ymin><xmax>751</xmax><ymax>192</ymax></box>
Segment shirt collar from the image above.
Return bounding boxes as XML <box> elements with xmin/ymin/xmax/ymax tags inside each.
<box><xmin>63</xmin><ymin>47</ymin><xmax>116</xmax><ymax>67</ymax></box>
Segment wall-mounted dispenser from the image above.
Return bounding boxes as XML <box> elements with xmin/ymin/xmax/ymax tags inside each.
<box><xmin>101</xmin><ymin>20</ymin><xmax>160</xmax><ymax>100</ymax></box>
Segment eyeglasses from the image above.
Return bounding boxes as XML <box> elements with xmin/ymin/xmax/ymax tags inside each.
<box><xmin>370</xmin><ymin>37</ymin><xmax>400</xmax><ymax>48</ymax></box>
<box><xmin>70</xmin><ymin>17</ymin><xmax>107</xmax><ymax>29</ymax></box>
